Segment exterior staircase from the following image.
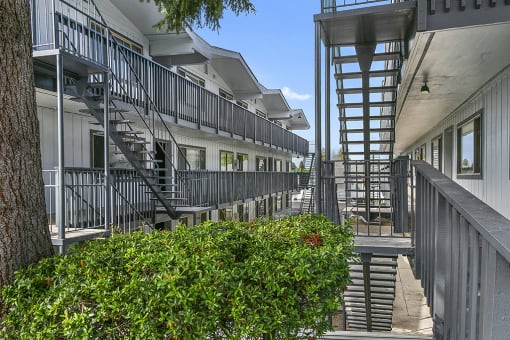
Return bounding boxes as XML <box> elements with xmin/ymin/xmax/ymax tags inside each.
<box><xmin>299</xmin><ymin>153</ymin><xmax>316</xmax><ymax>213</ymax></box>
<box><xmin>343</xmin><ymin>254</ymin><xmax>398</xmax><ymax>331</ymax></box>
<box><xmin>60</xmin><ymin>3</ymin><xmax>197</xmax><ymax>221</ymax></box>
<box><xmin>334</xmin><ymin>43</ymin><xmax>401</xmax><ymax>227</ymax></box>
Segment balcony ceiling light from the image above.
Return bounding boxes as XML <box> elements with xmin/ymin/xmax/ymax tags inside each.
<box><xmin>421</xmin><ymin>82</ymin><xmax>430</xmax><ymax>94</ymax></box>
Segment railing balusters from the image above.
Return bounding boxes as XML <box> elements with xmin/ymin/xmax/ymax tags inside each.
<box><xmin>413</xmin><ymin>161</ymin><xmax>510</xmax><ymax>339</ymax></box>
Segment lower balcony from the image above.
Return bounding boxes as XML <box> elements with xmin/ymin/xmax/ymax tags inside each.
<box><xmin>43</xmin><ymin>168</ymin><xmax>299</xmax><ymax>250</ymax></box>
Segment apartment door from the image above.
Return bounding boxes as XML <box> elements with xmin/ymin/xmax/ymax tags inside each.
<box><xmin>444</xmin><ymin>127</ymin><xmax>453</xmax><ymax>178</ymax></box>
<box><xmin>155</xmin><ymin>141</ymin><xmax>170</xmax><ymax>190</ymax></box>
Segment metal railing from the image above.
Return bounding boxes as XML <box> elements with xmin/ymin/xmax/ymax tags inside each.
<box><xmin>321</xmin><ymin>0</ymin><xmax>407</xmax><ymax>12</ymax></box>
<box><xmin>177</xmin><ymin>171</ymin><xmax>299</xmax><ymax>208</ymax></box>
<box><xmin>43</xmin><ymin>168</ymin><xmax>155</xmax><ymax>233</ymax></box>
<box><xmin>412</xmin><ymin>160</ymin><xmax>510</xmax><ymax>340</ymax></box>
<box><xmin>29</xmin><ymin>0</ymin><xmax>309</xmax><ymax>155</ymax></box>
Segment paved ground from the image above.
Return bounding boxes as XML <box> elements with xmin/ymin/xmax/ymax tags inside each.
<box><xmin>392</xmin><ymin>255</ymin><xmax>433</xmax><ymax>336</ymax></box>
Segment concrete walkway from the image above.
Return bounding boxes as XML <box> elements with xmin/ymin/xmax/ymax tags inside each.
<box><xmin>392</xmin><ymin>255</ymin><xmax>433</xmax><ymax>336</ymax></box>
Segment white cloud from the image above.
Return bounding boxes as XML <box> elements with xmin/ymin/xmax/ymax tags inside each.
<box><xmin>281</xmin><ymin>87</ymin><xmax>311</xmax><ymax>101</ymax></box>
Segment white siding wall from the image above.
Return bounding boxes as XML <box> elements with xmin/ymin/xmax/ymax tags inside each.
<box><xmin>38</xmin><ymin>98</ymin><xmax>293</xmax><ymax>172</ymax></box>
<box><xmin>405</xmin><ymin>65</ymin><xmax>510</xmax><ymax>219</ymax></box>
<box><xmin>92</xmin><ymin>0</ymin><xmax>150</xmax><ymax>56</ymax></box>
<box><xmin>38</xmin><ymin>106</ymin><xmax>92</xmax><ymax>169</ymax></box>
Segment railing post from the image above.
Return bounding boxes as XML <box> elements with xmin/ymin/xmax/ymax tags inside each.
<box><xmin>103</xmin><ymin>29</ymin><xmax>111</xmax><ymax>231</ymax></box>
<box><xmin>56</xmin><ymin>52</ymin><xmax>65</xmax><ymax>254</ymax></box>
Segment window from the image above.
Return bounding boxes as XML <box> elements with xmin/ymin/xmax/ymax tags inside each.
<box><xmin>256</xmin><ymin>109</ymin><xmax>267</xmax><ymax>118</ymax></box>
<box><xmin>275</xmin><ymin>159</ymin><xmax>282</xmax><ymax>172</ymax></box>
<box><xmin>91</xmin><ymin>131</ymin><xmax>104</xmax><ymax>168</ymax></box>
<box><xmin>414</xmin><ymin>148</ymin><xmax>420</xmax><ymax>160</ymax></box>
<box><xmin>220</xmin><ymin>151</ymin><xmax>234</xmax><ymax>171</ymax></box>
<box><xmin>178</xmin><ymin>146</ymin><xmax>206</xmax><ymax>170</ymax></box>
<box><xmin>256</xmin><ymin>157</ymin><xmax>267</xmax><ymax>171</ymax></box>
<box><xmin>420</xmin><ymin>144</ymin><xmax>426</xmax><ymax>161</ymax></box>
<box><xmin>431</xmin><ymin>135</ymin><xmax>442</xmax><ymax>171</ymax></box>
<box><xmin>178</xmin><ymin>68</ymin><xmax>205</xmax><ymax>87</ymax></box>
<box><xmin>219</xmin><ymin>88</ymin><xmax>233</xmax><ymax>100</ymax></box>
<box><xmin>236</xmin><ymin>153</ymin><xmax>248</xmax><ymax>171</ymax></box>
<box><xmin>236</xmin><ymin>101</ymin><xmax>248</xmax><ymax>109</ymax></box>
<box><xmin>256</xmin><ymin>199</ymin><xmax>266</xmax><ymax>217</ymax></box>
<box><xmin>457</xmin><ymin>113</ymin><xmax>482</xmax><ymax>177</ymax></box>
<box><xmin>90</xmin><ymin>20</ymin><xmax>143</xmax><ymax>54</ymax></box>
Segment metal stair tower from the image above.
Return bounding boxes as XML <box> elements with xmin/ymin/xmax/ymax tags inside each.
<box><xmin>335</xmin><ymin>42</ymin><xmax>400</xmax><ymax>226</ymax></box>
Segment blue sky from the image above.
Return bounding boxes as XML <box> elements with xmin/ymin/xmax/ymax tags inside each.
<box><xmin>196</xmin><ymin>0</ymin><xmax>336</xmax><ymax>153</ymax></box>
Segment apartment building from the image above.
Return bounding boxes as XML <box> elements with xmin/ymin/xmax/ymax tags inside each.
<box><xmin>315</xmin><ymin>0</ymin><xmax>510</xmax><ymax>338</ymax></box>
<box><xmin>29</xmin><ymin>0</ymin><xmax>309</xmax><ymax>251</ymax></box>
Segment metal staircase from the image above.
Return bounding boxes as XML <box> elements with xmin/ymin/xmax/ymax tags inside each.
<box><xmin>334</xmin><ymin>42</ymin><xmax>401</xmax><ymax>232</ymax></box>
<box><xmin>299</xmin><ymin>153</ymin><xmax>316</xmax><ymax>213</ymax></box>
<box><xmin>343</xmin><ymin>254</ymin><xmax>398</xmax><ymax>331</ymax></box>
<box><xmin>333</xmin><ymin>42</ymin><xmax>403</xmax><ymax>331</ymax></box>
<box><xmin>59</xmin><ymin>2</ymin><xmax>196</xmax><ymax>221</ymax></box>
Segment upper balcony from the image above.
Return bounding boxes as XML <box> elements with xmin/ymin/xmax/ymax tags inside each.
<box><xmin>29</xmin><ymin>0</ymin><xmax>309</xmax><ymax>156</ymax></box>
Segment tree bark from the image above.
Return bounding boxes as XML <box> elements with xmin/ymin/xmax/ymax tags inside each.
<box><xmin>0</xmin><ymin>0</ymin><xmax>54</xmax><ymax>293</ymax></box>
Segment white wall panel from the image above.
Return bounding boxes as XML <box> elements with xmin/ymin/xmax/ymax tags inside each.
<box><xmin>405</xmin><ymin>66</ymin><xmax>510</xmax><ymax>219</ymax></box>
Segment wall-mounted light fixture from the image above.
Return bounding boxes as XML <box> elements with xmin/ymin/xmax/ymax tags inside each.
<box><xmin>421</xmin><ymin>82</ymin><xmax>430</xmax><ymax>94</ymax></box>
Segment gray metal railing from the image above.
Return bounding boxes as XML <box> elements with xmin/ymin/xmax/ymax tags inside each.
<box><xmin>177</xmin><ymin>171</ymin><xmax>299</xmax><ymax>208</ymax></box>
<box><xmin>321</xmin><ymin>0</ymin><xmax>408</xmax><ymax>12</ymax></box>
<box><xmin>413</xmin><ymin>160</ymin><xmax>510</xmax><ymax>340</ymax></box>
<box><xmin>29</xmin><ymin>0</ymin><xmax>309</xmax><ymax>155</ymax></box>
<box><xmin>43</xmin><ymin>168</ymin><xmax>155</xmax><ymax>233</ymax></box>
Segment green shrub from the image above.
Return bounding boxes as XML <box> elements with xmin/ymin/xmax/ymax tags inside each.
<box><xmin>1</xmin><ymin>214</ymin><xmax>353</xmax><ymax>339</ymax></box>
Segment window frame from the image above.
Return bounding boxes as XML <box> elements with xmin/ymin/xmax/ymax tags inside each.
<box><xmin>456</xmin><ymin>111</ymin><xmax>482</xmax><ymax>179</ymax></box>
<box><xmin>256</xmin><ymin>156</ymin><xmax>267</xmax><ymax>172</ymax></box>
<box><xmin>431</xmin><ymin>134</ymin><xmax>442</xmax><ymax>172</ymax></box>
<box><xmin>220</xmin><ymin>150</ymin><xmax>234</xmax><ymax>171</ymax></box>
<box><xmin>236</xmin><ymin>153</ymin><xmax>248</xmax><ymax>171</ymax></box>
<box><xmin>178</xmin><ymin>68</ymin><xmax>205</xmax><ymax>87</ymax></box>
<box><xmin>179</xmin><ymin>145</ymin><xmax>206</xmax><ymax>170</ymax></box>
<box><xmin>90</xmin><ymin>20</ymin><xmax>143</xmax><ymax>54</ymax></box>
<box><xmin>256</xmin><ymin>109</ymin><xmax>267</xmax><ymax>119</ymax></box>
<box><xmin>219</xmin><ymin>88</ymin><xmax>234</xmax><ymax>100</ymax></box>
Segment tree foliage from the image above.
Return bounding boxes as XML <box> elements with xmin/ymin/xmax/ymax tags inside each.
<box><xmin>2</xmin><ymin>214</ymin><xmax>354</xmax><ymax>339</ymax></box>
<box><xmin>143</xmin><ymin>0</ymin><xmax>255</xmax><ymax>32</ymax></box>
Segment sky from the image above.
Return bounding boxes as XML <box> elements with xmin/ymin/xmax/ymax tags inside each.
<box><xmin>196</xmin><ymin>0</ymin><xmax>337</xmax><ymax>154</ymax></box>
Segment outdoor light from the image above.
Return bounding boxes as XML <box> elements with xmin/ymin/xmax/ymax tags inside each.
<box><xmin>421</xmin><ymin>82</ymin><xmax>430</xmax><ymax>94</ymax></box>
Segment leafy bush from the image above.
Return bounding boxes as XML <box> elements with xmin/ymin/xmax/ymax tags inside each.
<box><xmin>1</xmin><ymin>214</ymin><xmax>353</xmax><ymax>339</ymax></box>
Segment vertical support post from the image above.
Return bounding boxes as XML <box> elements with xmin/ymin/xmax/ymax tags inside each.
<box><xmin>314</xmin><ymin>21</ymin><xmax>322</xmax><ymax>214</ymax></box>
<box><xmin>361</xmin><ymin>252</ymin><xmax>373</xmax><ymax>332</ymax></box>
<box><xmin>325</xmin><ymin>45</ymin><xmax>331</xmax><ymax>162</ymax></box>
<box><xmin>355</xmin><ymin>44</ymin><xmax>375</xmax><ymax>225</ymax></box>
<box><xmin>56</xmin><ymin>53</ymin><xmax>65</xmax><ymax>254</ymax></box>
<box><xmin>433</xmin><ymin>192</ymin><xmax>447</xmax><ymax>340</ymax></box>
<box><xmin>395</xmin><ymin>156</ymin><xmax>409</xmax><ymax>232</ymax></box>
<box><xmin>103</xmin><ymin>30</ymin><xmax>111</xmax><ymax>231</ymax></box>
<box><xmin>51</xmin><ymin>0</ymin><xmax>57</xmax><ymax>49</ymax></box>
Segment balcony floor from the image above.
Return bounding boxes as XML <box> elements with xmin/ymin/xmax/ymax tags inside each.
<box><xmin>392</xmin><ymin>255</ymin><xmax>432</xmax><ymax>336</ymax></box>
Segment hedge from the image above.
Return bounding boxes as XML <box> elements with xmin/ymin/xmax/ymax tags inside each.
<box><xmin>1</xmin><ymin>214</ymin><xmax>353</xmax><ymax>339</ymax></box>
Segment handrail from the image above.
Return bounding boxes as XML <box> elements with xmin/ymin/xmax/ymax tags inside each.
<box><xmin>412</xmin><ymin>160</ymin><xmax>510</xmax><ymax>339</ymax></box>
<box><xmin>30</xmin><ymin>0</ymin><xmax>308</xmax><ymax>155</ymax></box>
<box><xmin>321</xmin><ymin>0</ymin><xmax>409</xmax><ymax>12</ymax></box>
<box><xmin>84</xmin><ymin>0</ymin><xmax>192</xmax><ymax>175</ymax></box>
<box><xmin>43</xmin><ymin>168</ymin><xmax>155</xmax><ymax>232</ymax></box>
<box><xmin>413</xmin><ymin>160</ymin><xmax>510</xmax><ymax>262</ymax></box>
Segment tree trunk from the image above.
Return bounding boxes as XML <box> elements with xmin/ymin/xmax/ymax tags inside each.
<box><xmin>0</xmin><ymin>0</ymin><xmax>54</xmax><ymax>292</ymax></box>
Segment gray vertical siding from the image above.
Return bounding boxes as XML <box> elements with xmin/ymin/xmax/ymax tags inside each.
<box><xmin>405</xmin><ymin>65</ymin><xmax>510</xmax><ymax>220</ymax></box>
